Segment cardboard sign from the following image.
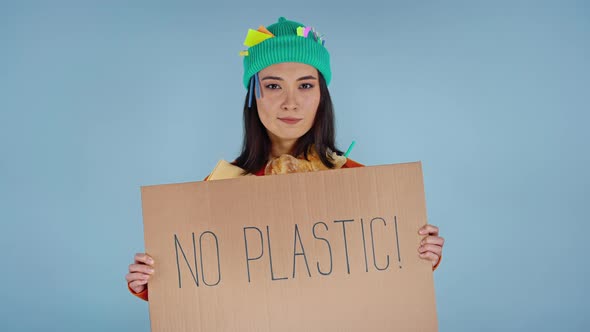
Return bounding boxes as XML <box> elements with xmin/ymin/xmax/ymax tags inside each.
<box><xmin>141</xmin><ymin>162</ymin><xmax>438</xmax><ymax>331</ymax></box>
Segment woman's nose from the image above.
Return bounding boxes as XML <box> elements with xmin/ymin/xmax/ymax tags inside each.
<box><xmin>281</xmin><ymin>89</ymin><xmax>298</xmax><ymax>110</ymax></box>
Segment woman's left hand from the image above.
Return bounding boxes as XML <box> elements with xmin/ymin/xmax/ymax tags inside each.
<box><xmin>418</xmin><ymin>224</ymin><xmax>444</xmax><ymax>269</ymax></box>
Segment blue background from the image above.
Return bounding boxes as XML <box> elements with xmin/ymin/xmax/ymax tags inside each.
<box><xmin>1</xmin><ymin>1</ymin><xmax>588</xmax><ymax>331</ymax></box>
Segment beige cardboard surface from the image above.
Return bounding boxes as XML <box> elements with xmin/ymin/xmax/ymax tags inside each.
<box><xmin>141</xmin><ymin>162</ymin><xmax>438</xmax><ymax>331</ymax></box>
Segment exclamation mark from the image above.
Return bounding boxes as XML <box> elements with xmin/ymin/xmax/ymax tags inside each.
<box><xmin>394</xmin><ymin>216</ymin><xmax>402</xmax><ymax>269</ymax></box>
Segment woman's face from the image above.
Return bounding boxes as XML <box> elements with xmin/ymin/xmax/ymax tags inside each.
<box><xmin>255</xmin><ymin>62</ymin><xmax>320</xmax><ymax>147</ymax></box>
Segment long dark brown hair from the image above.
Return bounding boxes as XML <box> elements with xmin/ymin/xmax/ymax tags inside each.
<box><xmin>233</xmin><ymin>72</ymin><xmax>343</xmax><ymax>174</ymax></box>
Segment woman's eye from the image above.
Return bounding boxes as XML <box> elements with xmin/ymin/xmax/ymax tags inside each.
<box><xmin>300</xmin><ymin>83</ymin><xmax>314</xmax><ymax>89</ymax></box>
<box><xmin>265</xmin><ymin>84</ymin><xmax>280</xmax><ymax>89</ymax></box>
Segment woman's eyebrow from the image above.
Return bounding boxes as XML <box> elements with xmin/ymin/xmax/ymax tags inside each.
<box><xmin>296</xmin><ymin>75</ymin><xmax>317</xmax><ymax>81</ymax></box>
<box><xmin>260</xmin><ymin>75</ymin><xmax>318</xmax><ymax>81</ymax></box>
<box><xmin>261</xmin><ymin>76</ymin><xmax>283</xmax><ymax>81</ymax></box>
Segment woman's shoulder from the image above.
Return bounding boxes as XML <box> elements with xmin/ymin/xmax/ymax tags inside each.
<box><xmin>342</xmin><ymin>158</ymin><xmax>364</xmax><ymax>168</ymax></box>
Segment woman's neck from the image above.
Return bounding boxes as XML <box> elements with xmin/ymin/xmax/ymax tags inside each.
<box><xmin>269</xmin><ymin>135</ymin><xmax>297</xmax><ymax>158</ymax></box>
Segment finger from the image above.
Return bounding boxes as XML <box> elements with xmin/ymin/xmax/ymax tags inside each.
<box><xmin>418</xmin><ymin>244</ymin><xmax>442</xmax><ymax>256</ymax></box>
<box><xmin>134</xmin><ymin>253</ymin><xmax>154</xmax><ymax>265</ymax></box>
<box><xmin>125</xmin><ymin>272</ymin><xmax>151</xmax><ymax>283</ymax></box>
<box><xmin>129</xmin><ymin>263</ymin><xmax>155</xmax><ymax>275</ymax></box>
<box><xmin>418</xmin><ymin>224</ymin><xmax>439</xmax><ymax>236</ymax></box>
<box><xmin>418</xmin><ymin>251</ymin><xmax>440</xmax><ymax>266</ymax></box>
<box><xmin>421</xmin><ymin>236</ymin><xmax>444</xmax><ymax>247</ymax></box>
<box><xmin>129</xmin><ymin>280</ymin><xmax>148</xmax><ymax>292</ymax></box>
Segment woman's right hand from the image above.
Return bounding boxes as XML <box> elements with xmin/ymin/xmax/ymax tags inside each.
<box><xmin>126</xmin><ymin>253</ymin><xmax>155</xmax><ymax>294</ymax></box>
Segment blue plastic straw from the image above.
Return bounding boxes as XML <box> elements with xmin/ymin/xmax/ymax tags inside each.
<box><xmin>255</xmin><ymin>72</ymin><xmax>261</xmax><ymax>99</ymax></box>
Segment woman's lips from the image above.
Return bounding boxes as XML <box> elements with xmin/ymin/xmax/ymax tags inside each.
<box><xmin>278</xmin><ymin>117</ymin><xmax>302</xmax><ymax>124</ymax></box>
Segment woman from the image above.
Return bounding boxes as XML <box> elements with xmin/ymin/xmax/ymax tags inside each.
<box><xmin>126</xmin><ymin>17</ymin><xmax>444</xmax><ymax>301</ymax></box>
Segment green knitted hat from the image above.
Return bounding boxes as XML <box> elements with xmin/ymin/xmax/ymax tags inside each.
<box><xmin>240</xmin><ymin>17</ymin><xmax>331</xmax><ymax>89</ymax></box>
